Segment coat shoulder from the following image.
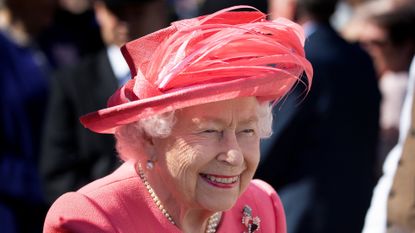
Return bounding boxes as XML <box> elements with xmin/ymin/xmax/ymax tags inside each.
<box><xmin>43</xmin><ymin>192</ymin><xmax>117</xmax><ymax>232</ymax></box>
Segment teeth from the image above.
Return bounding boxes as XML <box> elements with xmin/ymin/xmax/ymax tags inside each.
<box><xmin>205</xmin><ymin>175</ymin><xmax>239</xmax><ymax>184</ymax></box>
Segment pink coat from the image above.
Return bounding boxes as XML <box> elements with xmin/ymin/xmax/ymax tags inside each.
<box><xmin>44</xmin><ymin>161</ymin><xmax>286</xmax><ymax>233</ymax></box>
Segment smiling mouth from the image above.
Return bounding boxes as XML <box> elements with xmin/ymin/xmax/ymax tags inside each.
<box><xmin>200</xmin><ymin>173</ymin><xmax>240</xmax><ymax>188</ymax></box>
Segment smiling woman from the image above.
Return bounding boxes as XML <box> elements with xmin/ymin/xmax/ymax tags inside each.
<box><xmin>43</xmin><ymin>5</ymin><xmax>312</xmax><ymax>233</ymax></box>
<box><xmin>131</xmin><ymin>98</ymin><xmax>264</xmax><ymax>229</ymax></box>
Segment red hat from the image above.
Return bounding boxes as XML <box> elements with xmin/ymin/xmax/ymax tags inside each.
<box><xmin>80</xmin><ymin>6</ymin><xmax>313</xmax><ymax>134</ymax></box>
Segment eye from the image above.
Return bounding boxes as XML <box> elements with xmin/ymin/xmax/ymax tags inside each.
<box><xmin>200</xmin><ymin>129</ymin><xmax>224</xmax><ymax>137</ymax></box>
<box><xmin>203</xmin><ymin>129</ymin><xmax>219</xmax><ymax>133</ymax></box>
<box><xmin>240</xmin><ymin>129</ymin><xmax>255</xmax><ymax>135</ymax></box>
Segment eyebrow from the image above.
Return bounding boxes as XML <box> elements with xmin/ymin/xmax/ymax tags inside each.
<box><xmin>194</xmin><ymin>115</ymin><xmax>259</xmax><ymax>126</ymax></box>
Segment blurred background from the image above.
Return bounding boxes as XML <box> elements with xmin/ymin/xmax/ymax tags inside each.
<box><xmin>1</xmin><ymin>0</ymin><xmax>414</xmax><ymax>232</ymax></box>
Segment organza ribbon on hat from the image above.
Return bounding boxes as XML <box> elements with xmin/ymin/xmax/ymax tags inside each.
<box><xmin>108</xmin><ymin>5</ymin><xmax>313</xmax><ymax>108</ymax></box>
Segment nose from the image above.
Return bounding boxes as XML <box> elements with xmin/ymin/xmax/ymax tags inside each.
<box><xmin>217</xmin><ymin>132</ymin><xmax>244</xmax><ymax>167</ymax></box>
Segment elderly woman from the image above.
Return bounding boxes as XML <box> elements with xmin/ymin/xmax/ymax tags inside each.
<box><xmin>43</xmin><ymin>6</ymin><xmax>312</xmax><ymax>233</ymax></box>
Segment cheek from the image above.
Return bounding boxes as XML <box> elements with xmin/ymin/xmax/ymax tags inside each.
<box><xmin>157</xmin><ymin>141</ymin><xmax>196</xmax><ymax>201</ymax></box>
<box><xmin>162</xmin><ymin>138</ymin><xmax>218</xmax><ymax>204</ymax></box>
<box><xmin>240</xmin><ymin>137</ymin><xmax>261</xmax><ymax>168</ymax></box>
<box><xmin>239</xmin><ymin>138</ymin><xmax>260</xmax><ymax>188</ymax></box>
<box><xmin>164</xmin><ymin>141</ymin><xmax>193</xmax><ymax>176</ymax></box>
<box><xmin>163</xmin><ymin>138</ymin><xmax>210</xmax><ymax>182</ymax></box>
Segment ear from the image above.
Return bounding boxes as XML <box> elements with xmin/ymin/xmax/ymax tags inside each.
<box><xmin>141</xmin><ymin>131</ymin><xmax>157</xmax><ymax>161</ymax></box>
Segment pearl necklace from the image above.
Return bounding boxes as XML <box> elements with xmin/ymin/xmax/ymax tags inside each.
<box><xmin>137</xmin><ymin>164</ymin><xmax>222</xmax><ymax>233</ymax></box>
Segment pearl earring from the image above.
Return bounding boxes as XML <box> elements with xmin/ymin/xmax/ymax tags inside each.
<box><xmin>146</xmin><ymin>160</ymin><xmax>154</xmax><ymax>170</ymax></box>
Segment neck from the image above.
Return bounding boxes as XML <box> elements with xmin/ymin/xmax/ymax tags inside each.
<box><xmin>178</xmin><ymin>209</ymin><xmax>220</xmax><ymax>233</ymax></box>
<box><xmin>137</xmin><ymin>163</ymin><xmax>221</xmax><ymax>233</ymax></box>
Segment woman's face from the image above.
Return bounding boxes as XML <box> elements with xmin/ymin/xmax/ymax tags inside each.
<box><xmin>151</xmin><ymin>97</ymin><xmax>261</xmax><ymax>212</ymax></box>
<box><xmin>94</xmin><ymin>0</ymin><xmax>168</xmax><ymax>47</ymax></box>
<box><xmin>359</xmin><ymin>20</ymin><xmax>413</xmax><ymax>74</ymax></box>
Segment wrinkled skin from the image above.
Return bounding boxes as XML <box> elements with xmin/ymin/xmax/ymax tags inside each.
<box><xmin>143</xmin><ymin>97</ymin><xmax>262</xmax><ymax>232</ymax></box>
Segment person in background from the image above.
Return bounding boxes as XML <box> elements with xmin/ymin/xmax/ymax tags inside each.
<box><xmin>357</xmin><ymin>0</ymin><xmax>415</xmax><ymax>172</ymax></box>
<box><xmin>199</xmin><ymin>0</ymin><xmax>268</xmax><ymax>16</ymax></box>
<box><xmin>256</xmin><ymin>0</ymin><xmax>380</xmax><ymax>233</ymax></box>
<box><xmin>330</xmin><ymin>0</ymin><xmax>372</xmax><ymax>32</ymax></box>
<box><xmin>43</xmin><ymin>6</ymin><xmax>313</xmax><ymax>233</ymax></box>
<box><xmin>38</xmin><ymin>0</ymin><xmax>105</xmax><ymax>68</ymax></box>
<box><xmin>361</xmin><ymin>2</ymin><xmax>415</xmax><ymax>232</ymax></box>
<box><xmin>40</xmin><ymin>0</ymin><xmax>169</xmax><ymax>204</ymax></box>
<box><xmin>0</xmin><ymin>0</ymin><xmax>54</xmax><ymax>232</ymax></box>
<box><xmin>171</xmin><ymin>0</ymin><xmax>200</xmax><ymax>19</ymax></box>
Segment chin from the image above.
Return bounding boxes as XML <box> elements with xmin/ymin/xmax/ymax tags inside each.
<box><xmin>197</xmin><ymin>191</ymin><xmax>240</xmax><ymax>212</ymax></box>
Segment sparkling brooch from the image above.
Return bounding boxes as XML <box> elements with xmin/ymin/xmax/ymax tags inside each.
<box><xmin>242</xmin><ymin>205</ymin><xmax>261</xmax><ymax>233</ymax></box>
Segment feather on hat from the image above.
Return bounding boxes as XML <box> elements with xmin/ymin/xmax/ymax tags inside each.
<box><xmin>80</xmin><ymin>5</ymin><xmax>313</xmax><ymax>134</ymax></box>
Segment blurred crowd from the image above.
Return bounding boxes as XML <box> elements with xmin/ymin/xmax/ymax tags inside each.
<box><xmin>1</xmin><ymin>0</ymin><xmax>414</xmax><ymax>232</ymax></box>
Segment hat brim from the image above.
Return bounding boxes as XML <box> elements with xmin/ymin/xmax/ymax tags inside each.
<box><xmin>80</xmin><ymin>72</ymin><xmax>297</xmax><ymax>134</ymax></box>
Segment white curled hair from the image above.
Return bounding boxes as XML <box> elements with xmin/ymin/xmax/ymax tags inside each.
<box><xmin>115</xmin><ymin>102</ymin><xmax>273</xmax><ymax>162</ymax></box>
